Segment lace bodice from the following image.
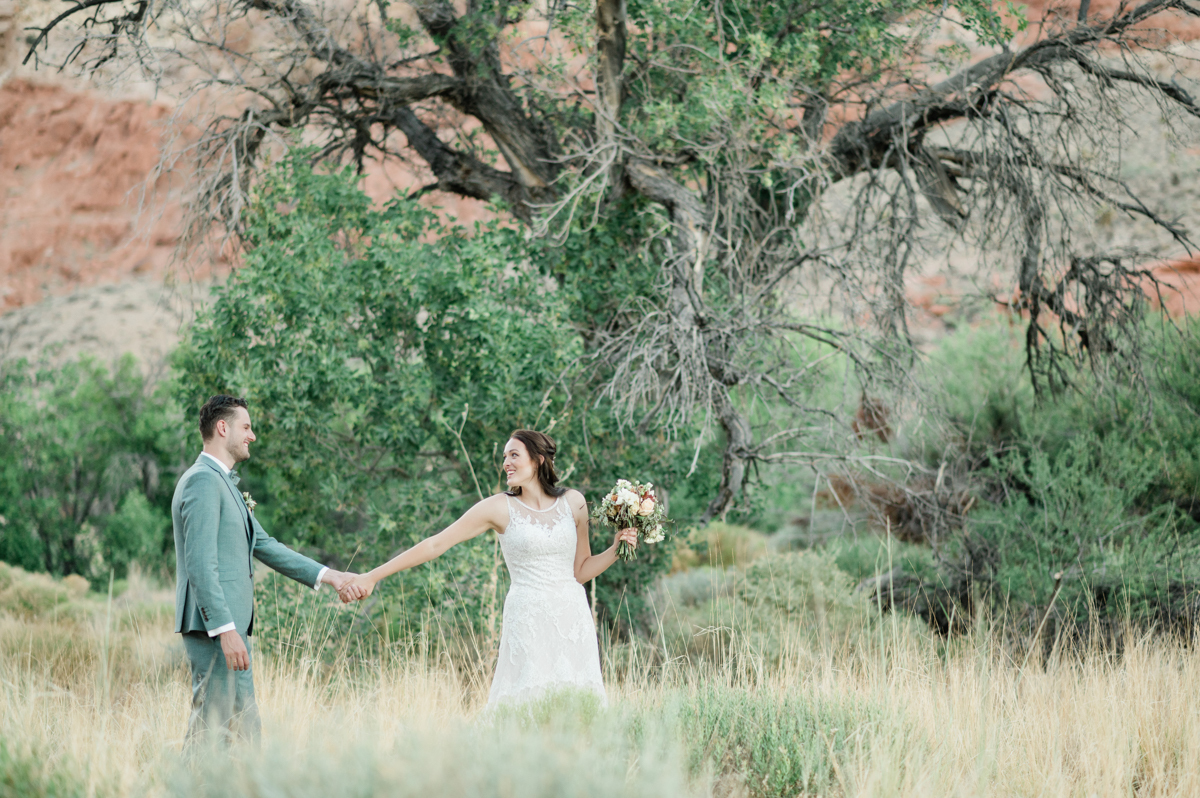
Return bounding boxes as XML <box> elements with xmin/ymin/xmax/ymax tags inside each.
<box><xmin>499</xmin><ymin>495</ymin><xmax>578</xmax><ymax>589</ymax></box>
<box><xmin>485</xmin><ymin>493</ymin><xmax>606</xmax><ymax>710</ymax></box>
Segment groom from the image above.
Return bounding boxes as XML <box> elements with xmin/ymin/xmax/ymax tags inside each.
<box><xmin>172</xmin><ymin>394</ymin><xmax>364</xmax><ymax>746</ymax></box>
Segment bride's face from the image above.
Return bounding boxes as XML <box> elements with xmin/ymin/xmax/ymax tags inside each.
<box><xmin>503</xmin><ymin>438</ymin><xmax>539</xmax><ymax>489</ymax></box>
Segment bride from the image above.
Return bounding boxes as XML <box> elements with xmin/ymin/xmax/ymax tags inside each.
<box><xmin>338</xmin><ymin>429</ymin><xmax>637</xmax><ymax>709</ymax></box>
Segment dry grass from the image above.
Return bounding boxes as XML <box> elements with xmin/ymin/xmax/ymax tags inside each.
<box><xmin>2</xmin><ymin>561</ymin><xmax>1199</xmax><ymax>798</ymax></box>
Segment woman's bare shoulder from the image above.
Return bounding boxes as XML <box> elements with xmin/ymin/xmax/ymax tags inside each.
<box><xmin>472</xmin><ymin>493</ymin><xmax>511</xmax><ymax>532</ymax></box>
<box><xmin>483</xmin><ymin>492</ymin><xmax>512</xmax><ymax>508</ymax></box>
<box><xmin>562</xmin><ymin>489</ymin><xmax>588</xmax><ymax>512</ymax></box>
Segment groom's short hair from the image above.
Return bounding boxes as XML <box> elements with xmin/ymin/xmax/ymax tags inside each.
<box><xmin>199</xmin><ymin>395</ymin><xmax>248</xmax><ymax>441</ymax></box>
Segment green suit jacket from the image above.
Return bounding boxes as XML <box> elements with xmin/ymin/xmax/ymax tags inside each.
<box><xmin>172</xmin><ymin>454</ymin><xmax>323</xmax><ymax>636</ymax></box>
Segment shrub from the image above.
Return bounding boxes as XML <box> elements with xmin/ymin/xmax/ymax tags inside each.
<box><xmin>101</xmin><ymin>492</ymin><xmax>167</xmax><ymax>582</ymax></box>
<box><xmin>913</xmin><ymin>319</ymin><xmax>1200</xmax><ymax>631</ymax></box>
<box><xmin>0</xmin><ymin>564</ymin><xmax>78</xmax><ymax>623</ymax></box>
<box><xmin>656</xmin><ymin>684</ymin><xmax>887</xmax><ymax>798</ymax></box>
<box><xmin>483</xmin><ymin>681</ymin><xmax>894</xmax><ymax>798</ymax></box>
<box><xmin>0</xmin><ymin>356</ymin><xmax>183</xmax><ymax>581</ymax></box>
<box><xmin>656</xmin><ymin>566</ymin><xmax>739</xmax><ymax>609</ymax></box>
<box><xmin>822</xmin><ymin>534</ymin><xmax>940</xmax><ymax>585</ymax></box>
<box><xmin>740</xmin><ymin>550</ymin><xmax>866</xmax><ymax>625</ymax></box>
<box><xmin>0</xmin><ymin>741</ymin><xmax>89</xmax><ymax>798</ymax></box>
<box><xmin>678</xmin><ymin>522</ymin><xmax>768</xmax><ymax>569</ymax></box>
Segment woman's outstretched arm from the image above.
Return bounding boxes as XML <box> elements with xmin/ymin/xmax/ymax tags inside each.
<box><xmin>570</xmin><ymin>490</ymin><xmax>638</xmax><ymax>584</ymax></box>
<box><xmin>338</xmin><ymin>494</ymin><xmax>506</xmax><ymax>602</ymax></box>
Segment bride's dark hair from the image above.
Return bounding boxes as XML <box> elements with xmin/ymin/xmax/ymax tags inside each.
<box><xmin>505</xmin><ymin>429</ymin><xmax>567</xmax><ymax>498</ymax></box>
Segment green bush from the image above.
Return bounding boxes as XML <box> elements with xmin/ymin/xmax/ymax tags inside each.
<box><xmin>655</xmin><ymin>684</ymin><xmax>887</xmax><ymax>798</ymax></box>
<box><xmin>651</xmin><ymin>547</ymin><xmax>919</xmax><ymax>667</ymax></box>
<box><xmin>821</xmin><ymin>534</ymin><xmax>939</xmax><ymax>586</ymax></box>
<box><xmin>740</xmin><ymin>550</ymin><xmax>866</xmax><ymax>625</ymax></box>
<box><xmin>920</xmin><ymin>320</ymin><xmax>1200</xmax><ymax>629</ymax></box>
<box><xmin>0</xmin><ymin>741</ymin><xmax>89</xmax><ymax>798</ymax></box>
<box><xmin>101</xmin><ymin>491</ymin><xmax>168</xmax><ymax>581</ymax></box>
<box><xmin>431</xmin><ymin>682</ymin><xmax>890</xmax><ymax>798</ymax></box>
<box><xmin>0</xmin><ymin>356</ymin><xmax>183</xmax><ymax>581</ymax></box>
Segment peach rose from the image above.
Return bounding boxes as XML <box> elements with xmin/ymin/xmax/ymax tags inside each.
<box><xmin>638</xmin><ymin>497</ymin><xmax>656</xmax><ymax>516</ymax></box>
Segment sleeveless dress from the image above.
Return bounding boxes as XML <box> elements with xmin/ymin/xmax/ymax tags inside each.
<box><xmin>485</xmin><ymin>494</ymin><xmax>607</xmax><ymax>710</ymax></box>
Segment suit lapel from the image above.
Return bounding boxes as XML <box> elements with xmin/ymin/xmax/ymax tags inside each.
<box><xmin>197</xmin><ymin>455</ymin><xmax>252</xmax><ymax>541</ymax></box>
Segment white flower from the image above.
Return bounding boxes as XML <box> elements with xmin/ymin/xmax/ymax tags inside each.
<box><xmin>242</xmin><ymin>491</ymin><xmax>258</xmax><ymax>514</ymax></box>
<box><xmin>616</xmin><ymin>488</ymin><xmax>640</xmax><ymax>507</ymax></box>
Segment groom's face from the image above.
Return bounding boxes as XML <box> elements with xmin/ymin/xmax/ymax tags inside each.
<box><xmin>221</xmin><ymin>407</ymin><xmax>256</xmax><ymax>464</ymax></box>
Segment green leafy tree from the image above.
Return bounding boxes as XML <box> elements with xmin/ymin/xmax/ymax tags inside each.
<box><xmin>0</xmin><ymin>356</ymin><xmax>183</xmax><ymax>581</ymax></box>
<box><xmin>175</xmin><ymin>155</ymin><xmax>707</xmax><ymax>633</ymax></box>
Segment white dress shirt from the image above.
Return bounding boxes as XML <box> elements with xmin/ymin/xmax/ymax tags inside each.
<box><xmin>198</xmin><ymin>452</ymin><xmax>327</xmax><ymax>637</ymax></box>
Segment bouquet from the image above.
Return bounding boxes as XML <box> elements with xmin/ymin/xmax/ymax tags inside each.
<box><xmin>591</xmin><ymin>479</ymin><xmax>669</xmax><ymax>561</ymax></box>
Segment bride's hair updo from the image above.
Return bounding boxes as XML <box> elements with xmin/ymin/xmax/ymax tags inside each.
<box><xmin>506</xmin><ymin>429</ymin><xmax>567</xmax><ymax>498</ymax></box>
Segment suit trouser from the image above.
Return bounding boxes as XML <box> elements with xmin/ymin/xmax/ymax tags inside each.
<box><xmin>181</xmin><ymin>630</ymin><xmax>261</xmax><ymax>747</ymax></box>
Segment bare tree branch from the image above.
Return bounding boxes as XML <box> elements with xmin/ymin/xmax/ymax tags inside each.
<box><xmin>26</xmin><ymin>0</ymin><xmax>1200</xmax><ymax>519</ymax></box>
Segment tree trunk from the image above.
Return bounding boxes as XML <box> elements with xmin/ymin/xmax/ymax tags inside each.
<box><xmin>595</xmin><ymin>0</ymin><xmax>627</xmax><ymax>197</ymax></box>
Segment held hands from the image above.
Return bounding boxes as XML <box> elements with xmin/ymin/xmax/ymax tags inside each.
<box><xmin>337</xmin><ymin>573</ymin><xmax>376</xmax><ymax>604</ymax></box>
<box><xmin>614</xmin><ymin>527</ymin><xmax>638</xmax><ymax>552</ymax></box>
<box><xmin>322</xmin><ymin>569</ymin><xmax>369</xmax><ymax>601</ymax></box>
<box><xmin>217</xmin><ymin>569</ymin><xmax>365</xmax><ymax>671</ymax></box>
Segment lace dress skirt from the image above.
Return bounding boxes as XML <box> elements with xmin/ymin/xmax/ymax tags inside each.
<box><xmin>486</xmin><ymin>495</ymin><xmax>607</xmax><ymax>710</ymax></box>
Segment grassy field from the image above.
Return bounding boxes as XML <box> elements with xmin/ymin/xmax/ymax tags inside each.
<box><xmin>2</xmin><ymin>560</ymin><xmax>1198</xmax><ymax>798</ymax></box>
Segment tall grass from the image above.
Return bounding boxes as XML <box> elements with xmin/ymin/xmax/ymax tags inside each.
<box><xmin>2</xmin><ymin>561</ymin><xmax>1198</xmax><ymax>797</ymax></box>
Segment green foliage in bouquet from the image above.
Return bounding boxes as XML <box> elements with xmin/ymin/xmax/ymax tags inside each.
<box><xmin>591</xmin><ymin>480</ymin><xmax>668</xmax><ymax>561</ymax></box>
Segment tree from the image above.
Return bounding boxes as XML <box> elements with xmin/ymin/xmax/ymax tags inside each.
<box><xmin>28</xmin><ymin>0</ymin><xmax>1200</xmax><ymax>522</ymax></box>
<box><xmin>0</xmin><ymin>356</ymin><xmax>184</xmax><ymax>580</ymax></box>
<box><xmin>174</xmin><ymin>155</ymin><xmax>695</xmax><ymax>633</ymax></box>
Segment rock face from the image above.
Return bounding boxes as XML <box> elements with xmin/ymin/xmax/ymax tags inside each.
<box><xmin>0</xmin><ymin>277</ymin><xmax>202</xmax><ymax>371</ymax></box>
<box><xmin>0</xmin><ymin>2</ymin><xmax>16</xmax><ymax>72</ymax></box>
<box><xmin>0</xmin><ymin>79</ymin><xmax>185</xmax><ymax>311</ymax></box>
<box><xmin>1148</xmin><ymin>256</ymin><xmax>1200</xmax><ymax>318</ymax></box>
<box><xmin>0</xmin><ymin>64</ymin><xmax>501</xmax><ymax>366</ymax></box>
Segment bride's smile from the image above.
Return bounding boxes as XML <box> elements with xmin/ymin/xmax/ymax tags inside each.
<box><xmin>502</xmin><ymin>441</ymin><xmax>537</xmax><ymax>489</ymax></box>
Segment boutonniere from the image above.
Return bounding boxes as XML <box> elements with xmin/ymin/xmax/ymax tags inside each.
<box><xmin>242</xmin><ymin>491</ymin><xmax>258</xmax><ymax>514</ymax></box>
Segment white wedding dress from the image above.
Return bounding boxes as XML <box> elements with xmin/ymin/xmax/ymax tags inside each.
<box><xmin>485</xmin><ymin>494</ymin><xmax>607</xmax><ymax>710</ymax></box>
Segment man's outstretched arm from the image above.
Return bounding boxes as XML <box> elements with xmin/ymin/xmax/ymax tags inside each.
<box><xmin>250</xmin><ymin>515</ymin><xmax>364</xmax><ymax>597</ymax></box>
